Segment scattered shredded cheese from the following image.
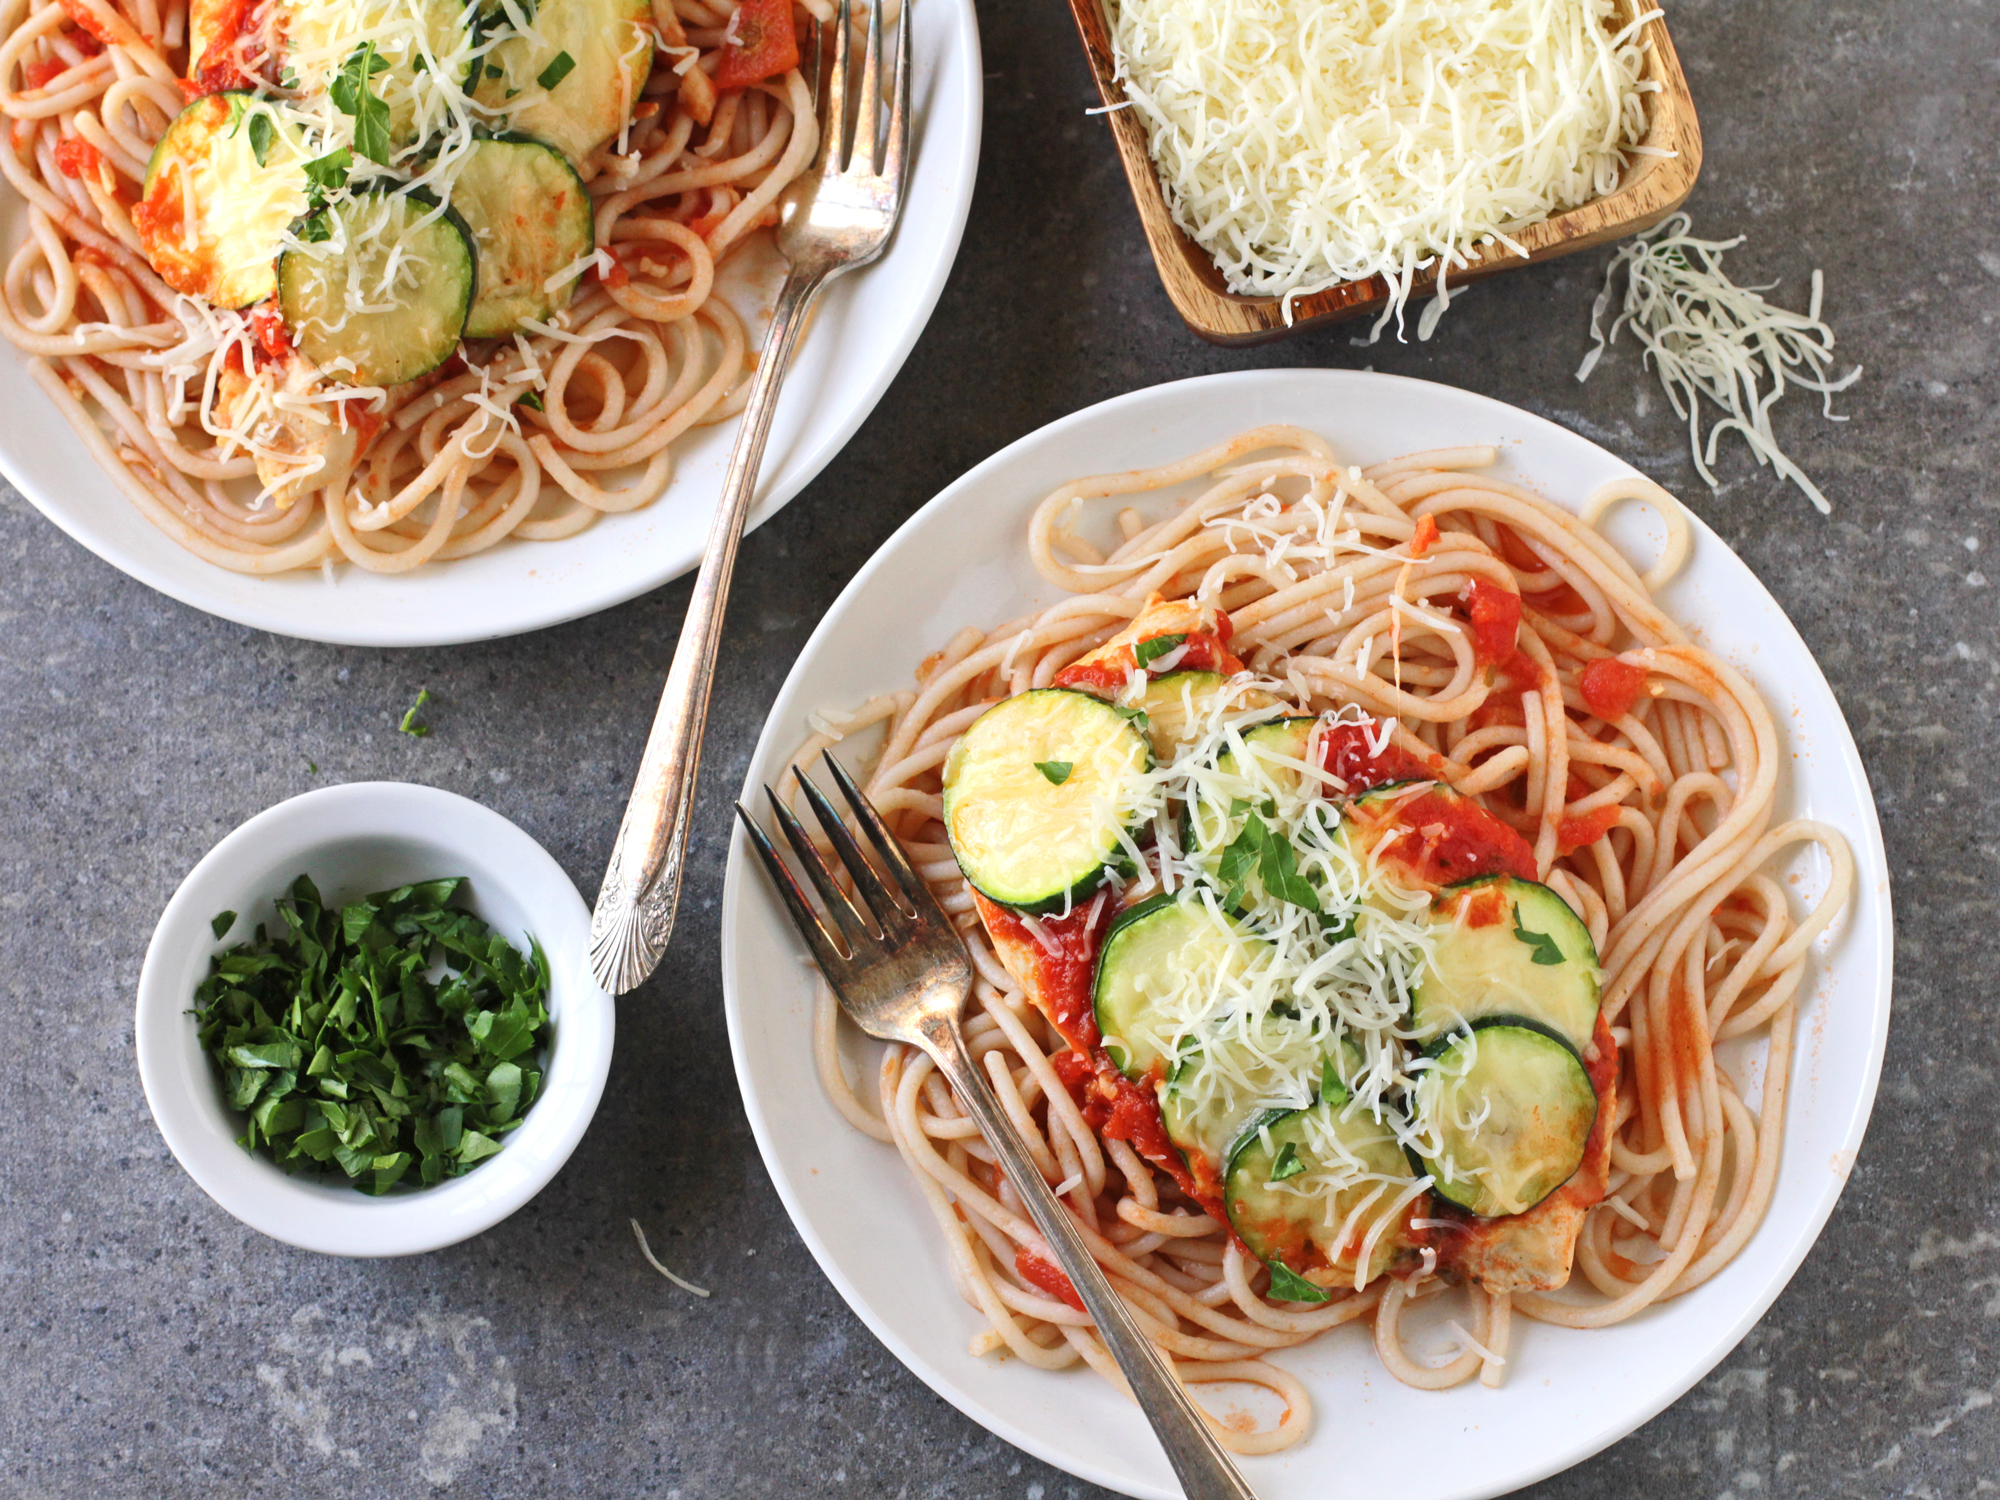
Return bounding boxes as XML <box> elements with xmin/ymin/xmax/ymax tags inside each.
<box><xmin>1576</xmin><ymin>212</ymin><xmax>1862</xmax><ymax>514</ymax></box>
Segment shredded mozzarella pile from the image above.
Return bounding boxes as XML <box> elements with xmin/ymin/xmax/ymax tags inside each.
<box><xmin>1104</xmin><ymin>681</ymin><xmax>1444</xmax><ymax>1169</ymax></box>
<box><xmin>1576</xmin><ymin>213</ymin><xmax>1862</xmax><ymax>514</ymax></box>
<box><xmin>1110</xmin><ymin>0</ymin><xmax>1658</xmax><ymax>334</ymax></box>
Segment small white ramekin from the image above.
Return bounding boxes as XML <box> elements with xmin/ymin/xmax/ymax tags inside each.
<box><xmin>136</xmin><ymin>781</ymin><xmax>614</xmax><ymax>1257</ymax></box>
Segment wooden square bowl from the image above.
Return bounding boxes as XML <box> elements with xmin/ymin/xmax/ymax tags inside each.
<box><xmin>1065</xmin><ymin>0</ymin><xmax>1704</xmax><ymax>346</ymax></box>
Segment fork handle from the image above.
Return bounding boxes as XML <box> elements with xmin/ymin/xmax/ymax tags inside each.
<box><xmin>918</xmin><ymin>1017</ymin><xmax>1262</xmax><ymax>1500</ymax></box>
<box><xmin>589</xmin><ymin>267</ymin><xmax>827</xmax><ymax>994</ymax></box>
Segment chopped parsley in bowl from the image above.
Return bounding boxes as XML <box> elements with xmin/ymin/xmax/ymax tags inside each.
<box><xmin>136</xmin><ymin>781</ymin><xmax>613</xmax><ymax>1257</ymax></box>
<box><xmin>197</xmin><ymin>875</ymin><xmax>551</xmax><ymax>1195</ymax></box>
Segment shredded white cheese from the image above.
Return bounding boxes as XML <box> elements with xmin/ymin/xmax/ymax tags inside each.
<box><xmin>1576</xmin><ymin>212</ymin><xmax>1862</xmax><ymax>514</ymax></box>
<box><xmin>1110</xmin><ymin>0</ymin><xmax>1657</xmax><ymax>339</ymax></box>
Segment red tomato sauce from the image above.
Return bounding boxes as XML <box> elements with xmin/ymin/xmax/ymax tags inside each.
<box><xmin>1052</xmin><ymin>625</ymin><xmax>1244</xmax><ymax>698</ymax></box>
<box><xmin>250</xmin><ymin>301</ymin><xmax>291</xmax><ymax>363</ymax></box>
<box><xmin>1557</xmin><ymin>804</ymin><xmax>1622</xmax><ymax>855</ymax></box>
<box><xmin>1408</xmin><ymin>514</ymin><xmax>1440</xmax><ymax>557</ymax></box>
<box><xmin>1579</xmin><ymin>656</ymin><xmax>1648</xmax><ymax>719</ymax></box>
<box><xmin>52</xmin><ymin>137</ymin><xmax>100</xmax><ymax>180</ymax></box>
<box><xmin>57</xmin><ymin>0</ymin><xmax>121</xmax><ymax>47</ymax></box>
<box><xmin>187</xmin><ymin>0</ymin><xmax>264</xmax><ymax>95</ymax></box>
<box><xmin>712</xmin><ymin>0</ymin><xmax>799</xmax><ymax>89</ymax></box>
<box><xmin>1316</xmin><ymin>720</ymin><xmax>1444</xmax><ymax>792</ymax></box>
<box><xmin>970</xmin><ymin>891</ymin><xmax>1110</xmax><ymax>1051</ymax></box>
<box><xmin>1358</xmin><ymin>788</ymin><xmax>1538</xmax><ymax>886</ymax></box>
<box><xmin>1461</xmin><ymin>578</ymin><xmax>1522</xmax><ymax>666</ymax></box>
<box><xmin>1014</xmin><ymin>1246</ymin><xmax>1085</xmax><ymax>1312</ymax></box>
<box><xmin>1082</xmin><ymin>1056</ymin><xmax>1226</xmax><ymax>1216</ymax></box>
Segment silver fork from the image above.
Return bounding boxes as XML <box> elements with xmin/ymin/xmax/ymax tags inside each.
<box><xmin>738</xmin><ymin>753</ymin><xmax>1261</xmax><ymax>1500</ymax></box>
<box><xmin>590</xmin><ymin>0</ymin><xmax>911</xmax><ymax>994</ymax></box>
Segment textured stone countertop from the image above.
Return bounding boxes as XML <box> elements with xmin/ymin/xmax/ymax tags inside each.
<box><xmin>3</xmin><ymin>0</ymin><xmax>1996</xmax><ymax>1495</ymax></box>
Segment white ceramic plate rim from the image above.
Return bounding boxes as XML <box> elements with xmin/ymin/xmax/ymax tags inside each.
<box><xmin>720</xmin><ymin>369</ymin><xmax>1893</xmax><ymax>1499</ymax></box>
<box><xmin>0</xmin><ymin>1</ymin><xmax>981</xmax><ymax>647</ymax></box>
<box><xmin>135</xmin><ymin>781</ymin><xmax>614</xmax><ymax>1257</ymax></box>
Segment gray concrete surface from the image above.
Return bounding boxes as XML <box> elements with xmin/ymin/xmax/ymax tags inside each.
<box><xmin>3</xmin><ymin>0</ymin><xmax>1996</xmax><ymax>1495</ymax></box>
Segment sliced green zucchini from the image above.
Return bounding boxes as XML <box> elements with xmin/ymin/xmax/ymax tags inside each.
<box><xmin>448</xmin><ymin>135</ymin><xmax>593</xmax><ymax>337</ymax></box>
<box><xmin>1117</xmin><ymin>670</ymin><xmax>1223</xmax><ymax>760</ymax></box>
<box><xmin>474</xmin><ymin>0</ymin><xmax>653</xmax><ymax>161</ymax></box>
<box><xmin>1160</xmin><ymin>1024</ymin><xmax>1321</xmax><ymax>1166</ymax></box>
<box><xmin>134</xmin><ymin>93</ymin><xmax>308</xmax><ymax>308</ymax></box>
<box><xmin>1412</xmin><ymin>877</ymin><xmax>1600</xmax><ymax>1050</ymax></box>
<box><xmin>1412</xmin><ymin>1019</ymin><xmax>1597</xmax><ymax>1219</ymax></box>
<box><xmin>1187</xmin><ymin>716</ymin><xmax>1324</xmax><ymax>857</ymax></box>
<box><xmin>1226</xmin><ymin>1099</ymin><xmax>1415</xmax><ymax>1285</ymax></box>
<box><xmin>942</xmin><ymin>688</ymin><xmax>1153</xmax><ymax>912</ymax></box>
<box><xmin>1092</xmin><ymin>893</ymin><xmax>1265</xmax><ymax>1082</ymax></box>
<box><xmin>278</xmin><ymin>190</ymin><xmax>475</xmax><ymax>387</ymax></box>
<box><xmin>276</xmin><ymin>0</ymin><xmax>476</xmax><ymax>148</ymax></box>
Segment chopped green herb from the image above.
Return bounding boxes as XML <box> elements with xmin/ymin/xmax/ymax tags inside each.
<box><xmin>1134</xmin><ymin>632</ymin><xmax>1188</xmax><ymax>669</ymax></box>
<box><xmin>1320</xmin><ymin>1054</ymin><xmax>1347</xmax><ymax>1104</ymax></box>
<box><xmin>211</xmin><ymin>910</ymin><xmax>238</xmax><ymax>941</ymax></box>
<box><xmin>536</xmin><ymin>50</ymin><xmax>576</xmax><ymax>90</ymax></box>
<box><xmin>306</xmin><ymin>758</ymin><xmax>318</xmax><ymax>773</ymax></box>
<box><xmin>1216</xmin><ymin>809</ymin><xmax>1320</xmax><ymax>914</ymax></box>
<box><xmin>331</xmin><ymin>43</ymin><xmax>394</xmax><ymax>166</ymax></box>
<box><xmin>1268</xmin><ymin>1141</ymin><xmax>1306</xmax><ymax>1181</ymax></box>
<box><xmin>399</xmin><ymin>688</ymin><xmax>432</xmax><ymax>737</ymax></box>
<box><xmin>192</xmin><ymin>874</ymin><xmax>550</xmax><ymax>1194</ymax></box>
<box><xmin>1265</xmin><ymin>1260</ymin><xmax>1330</xmax><ymax>1303</ymax></box>
<box><xmin>246</xmin><ymin>111</ymin><xmax>274</xmax><ymax>166</ymax></box>
<box><xmin>1512</xmin><ymin>907</ymin><xmax>1566</xmax><ymax>966</ymax></box>
<box><xmin>1034</xmin><ymin>760</ymin><xmax>1074</xmax><ymax>786</ymax></box>
<box><xmin>516</xmin><ymin>389</ymin><xmax>545</xmax><ymax>412</ymax></box>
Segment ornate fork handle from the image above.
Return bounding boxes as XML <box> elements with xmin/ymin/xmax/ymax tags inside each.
<box><xmin>589</xmin><ymin>270</ymin><xmax>824</xmax><ymax>994</ymax></box>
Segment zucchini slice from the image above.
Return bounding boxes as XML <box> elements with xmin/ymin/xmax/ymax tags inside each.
<box><xmin>474</xmin><ymin>0</ymin><xmax>654</xmax><ymax>161</ymax></box>
<box><xmin>1159</xmin><ymin>1026</ymin><xmax>1312</xmax><ymax>1165</ymax></box>
<box><xmin>275</xmin><ymin>0</ymin><xmax>476</xmax><ymax>148</ymax></box>
<box><xmin>1412</xmin><ymin>876</ymin><xmax>1600</xmax><ymax>1050</ymax></box>
<box><xmin>1412</xmin><ymin>1019</ymin><xmax>1597</xmax><ymax>1219</ymax></box>
<box><xmin>449</xmin><ymin>136</ymin><xmax>593</xmax><ymax>337</ymax></box>
<box><xmin>1117</xmin><ymin>670</ymin><xmax>1224</xmax><ymax>760</ymax></box>
<box><xmin>134</xmin><ymin>93</ymin><xmax>308</xmax><ymax>309</ymax></box>
<box><xmin>1092</xmin><ymin>893</ymin><xmax>1266</xmax><ymax>1082</ymax></box>
<box><xmin>277</xmin><ymin>190</ymin><xmax>476</xmax><ymax>387</ymax></box>
<box><xmin>1226</xmin><ymin>1099</ymin><xmax>1415</xmax><ymax>1285</ymax></box>
<box><xmin>942</xmin><ymin>688</ymin><xmax>1153</xmax><ymax>913</ymax></box>
<box><xmin>1186</xmin><ymin>716</ymin><xmax>1324</xmax><ymax>856</ymax></box>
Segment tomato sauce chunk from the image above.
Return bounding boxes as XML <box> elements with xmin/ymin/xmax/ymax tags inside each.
<box><xmin>1579</xmin><ymin>656</ymin><xmax>1648</xmax><ymax>720</ymax></box>
<box><xmin>1462</xmin><ymin>577</ymin><xmax>1522</xmax><ymax>666</ymax></box>
<box><xmin>1317</xmin><ymin>721</ymin><xmax>1442</xmax><ymax>793</ymax></box>
<box><xmin>1366</xmin><ymin>788</ymin><xmax>1538</xmax><ymax>885</ymax></box>
<box><xmin>52</xmin><ymin>137</ymin><xmax>100</xmax><ymax>180</ymax></box>
<box><xmin>713</xmin><ymin>0</ymin><xmax>800</xmax><ymax>89</ymax></box>
<box><xmin>1014</xmin><ymin>1246</ymin><xmax>1085</xmax><ymax>1313</ymax></box>
<box><xmin>1557</xmin><ymin>804</ymin><xmax>1622</xmax><ymax>855</ymax></box>
<box><xmin>971</xmin><ymin>891</ymin><xmax>1110</xmax><ymax>1051</ymax></box>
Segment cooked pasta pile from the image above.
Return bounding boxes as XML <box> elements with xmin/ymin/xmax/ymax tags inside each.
<box><xmin>0</xmin><ymin>0</ymin><xmax>832</xmax><ymax>574</ymax></box>
<box><xmin>789</xmin><ymin>426</ymin><xmax>1852</xmax><ymax>1451</ymax></box>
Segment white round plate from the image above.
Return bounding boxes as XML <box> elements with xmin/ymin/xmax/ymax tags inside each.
<box><xmin>719</xmin><ymin>370</ymin><xmax>1893</xmax><ymax>1500</ymax></box>
<box><xmin>0</xmin><ymin>4</ymin><xmax>981</xmax><ymax>647</ymax></box>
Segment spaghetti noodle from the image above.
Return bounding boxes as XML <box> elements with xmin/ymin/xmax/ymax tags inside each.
<box><xmin>787</xmin><ymin>426</ymin><xmax>1853</xmax><ymax>1452</ymax></box>
<box><xmin>0</xmin><ymin>0</ymin><xmax>829</xmax><ymax>574</ymax></box>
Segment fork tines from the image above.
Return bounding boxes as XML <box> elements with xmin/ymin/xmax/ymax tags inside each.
<box><xmin>809</xmin><ymin>0</ymin><xmax>911</xmax><ymax>184</ymax></box>
<box><xmin>735</xmin><ymin>751</ymin><xmax>929</xmax><ymax>971</ymax></box>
